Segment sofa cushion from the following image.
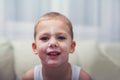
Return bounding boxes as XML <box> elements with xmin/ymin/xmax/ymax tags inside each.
<box><xmin>99</xmin><ymin>43</ymin><xmax>120</xmax><ymax>80</ymax></box>
<box><xmin>12</xmin><ymin>40</ymin><xmax>40</xmax><ymax>80</ymax></box>
<box><xmin>0</xmin><ymin>39</ymin><xmax>15</xmax><ymax>80</ymax></box>
<box><xmin>100</xmin><ymin>43</ymin><xmax>120</xmax><ymax>67</ymax></box>
<box><xmin>77</xmin><ymin>40</ymin><xmax>120</xmax><ymax>80</ymax></box>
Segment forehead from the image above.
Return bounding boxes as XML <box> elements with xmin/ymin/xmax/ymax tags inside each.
<box><xmin>34</xmin><ymin>16</ymin><xmax>73</xmax><ymax>40</ymax></box>
<box><xmin>36</xmin><ymin>19</ymin><xmax>70</xmax><ymax>32</ymax></box>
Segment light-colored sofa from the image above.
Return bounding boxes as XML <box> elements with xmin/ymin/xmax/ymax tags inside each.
<box><xmin>0</xmin><ymin>38</ymin><xmax>120</xmax><ymax>80</ymax></box>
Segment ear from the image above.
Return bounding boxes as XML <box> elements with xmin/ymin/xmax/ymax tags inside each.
<box><xmin>70</xmin><ymin>41</ymin><xmax>76</xmax><ymax>53</ymax></box>
<box><xmin>32</xmin><ymin>42</ymin><xmax>38</xmax><ymax>55</ymax></box>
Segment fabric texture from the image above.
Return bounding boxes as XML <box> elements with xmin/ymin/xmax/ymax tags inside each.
<box><xmin>12</xmin><ymin>40</ymin><xmax>40</xmax><ymax>80</ymax></box>
<box><xmin>0</xmin><ymin>39</ymin><xmax>15</xmax><ymax>80</ymax></box>
<box><xmin>34</xmin><ymin>64</ymin><xmax>81</xmax><ymax>80</ymax></box>
<box><xmin>77</xmin><ymin>40</ymin><xmax>120</xmax><ymax>80</ymax></box>
<box><xmin>34</xmin><ymin>65</ymin><xmax>43</xmax><ymax>80</ymax></box>
<box><xmin>71</xmin><ymin>64</ymin><xmax>81</xmax><ymax>80</ymax></box>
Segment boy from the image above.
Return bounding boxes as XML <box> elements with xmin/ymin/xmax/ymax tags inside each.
<box><xmin>23</xmin><ymin>12</ymin><xmax>92</xmax><ymax>80</ymax></box>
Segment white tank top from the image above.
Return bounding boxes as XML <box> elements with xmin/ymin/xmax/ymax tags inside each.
<box><xmin>34</xmin><ymin>64</ymin><xmax>81</xmax><ymax>80</ymax></box>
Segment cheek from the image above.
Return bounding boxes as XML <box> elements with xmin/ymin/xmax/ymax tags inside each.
<box><xmin>37</xmin><ymin>46</ymin><xmax>47</xmax><ymax>62</ymax></box>
<box><xmin>60</xmin><ymin>44</ymin><xmax>71</xmax><ymax>62</ymax></box>
<box><xmin>36</xmin><ymin>42</ymin><xmax>47</xmax><ymax>56</ymax></box>
<box><xmin>36</xmin><ymin>41</ymin><xmax>48</xmax><ymax>50</ymax></box>
<box><xmin>60</xmin><ymin>42</ymin><xmax>71</xmax><ymax>54</ymax></box>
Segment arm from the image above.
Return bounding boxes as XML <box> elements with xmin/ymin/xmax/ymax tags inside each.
<box><xmin>22</xmin><ymin>69</ymin><xmax>34</xmax><ymax>80</ymax></box>
<box><xmin>79</xmin><ymin>69</ymin><xmax>92</xmax><ymax>80</ymax></box>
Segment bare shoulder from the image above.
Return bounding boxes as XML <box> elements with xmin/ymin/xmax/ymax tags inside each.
<box><xmin>79</xmin><ymin>69</ymin><xmax>92</xmax><ymax>80</ymax></box>
<box><xmin>22</xmin><ymin>69</ymin><xmax>34</xmax><ymax>80</ymax></box>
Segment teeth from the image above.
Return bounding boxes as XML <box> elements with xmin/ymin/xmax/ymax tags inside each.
<box><xmin>46</xmin><ymin>49</ymin><xmax>61</xmax><ymax>56</ymax></box>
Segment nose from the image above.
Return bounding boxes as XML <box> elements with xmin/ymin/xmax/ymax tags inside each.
<box><xmin>48</xmin><ymin>37</ymin><xmax>58</xmax><ymax>48</ymax></box>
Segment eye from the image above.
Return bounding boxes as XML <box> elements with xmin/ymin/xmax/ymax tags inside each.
<box><xmin>57</xmin><ymin>36</ymin><xmax>66</xmax><ymax>40</ymax></box>
<box><xmin>40</xmin><ymin>37</ymin><xmax>49</xmax><ymax>41</ymax></box>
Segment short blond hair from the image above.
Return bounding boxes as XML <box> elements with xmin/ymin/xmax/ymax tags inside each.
<box><xmin>34</xmin><ymin>12</ymin><xmax>73</xmax><ymax>40</ymax></box>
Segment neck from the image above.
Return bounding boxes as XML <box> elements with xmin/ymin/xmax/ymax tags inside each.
<box><xmin>42</xmin><ymin>63</ymin><xmax>71</xmax><ymax>80</ymax></box>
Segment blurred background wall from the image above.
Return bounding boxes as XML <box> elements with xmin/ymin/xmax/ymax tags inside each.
<box><xmin>0</xmin><ymin>0</ymin><xmax>120</xmax><ymax>42</ymax></box>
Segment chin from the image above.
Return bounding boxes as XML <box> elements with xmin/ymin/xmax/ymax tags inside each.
<box><xmin>46</xmin><ymin>61</ymin><xmax>61</xmax><ymax>67</ymax></box>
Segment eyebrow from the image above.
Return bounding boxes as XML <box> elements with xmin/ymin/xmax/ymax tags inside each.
<box><xmin>38</xmin><ymin>31</ymin><xmax>68</xmax><ymax>36</ymax></box>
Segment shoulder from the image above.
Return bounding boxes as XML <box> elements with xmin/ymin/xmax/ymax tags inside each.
<box><xmin>79</xmin><ymin>69</ymin><xmax>92</xmax><ymax>80</ymax></box>
<box><xmin>22</xmin><ymin>69</ymin><xmax>34</xmax><ymax>80</ymax></box>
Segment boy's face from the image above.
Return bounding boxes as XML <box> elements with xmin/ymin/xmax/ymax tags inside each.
<box><xmin>32</xmin><ymin>19</ymin><xmax>76</xmax><ymax>67</ymax></box>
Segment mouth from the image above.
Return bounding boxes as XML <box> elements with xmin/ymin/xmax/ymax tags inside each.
<box><xmin>47</xmin><ymin>51</ymin><xmax>61</xmax><ymax>56</ymax></box>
